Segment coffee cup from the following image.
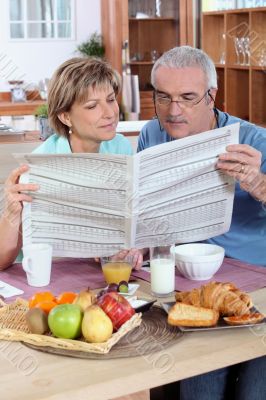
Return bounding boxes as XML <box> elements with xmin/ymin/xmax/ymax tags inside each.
<box><xmin>22</xmin><ymin>243</ymin><xmax>52</xmax><ymax>287</ymax></box>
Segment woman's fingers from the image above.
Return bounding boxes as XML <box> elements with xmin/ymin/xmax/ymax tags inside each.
<box><xmin>6</xmin><ymin>164</ymin><xmax>29</xmax><ymax>185</ymax></box>
<box><xmin>8</xmin><ymin>183</ymin><xmax>39</xmax><ymax>194</ymax></box>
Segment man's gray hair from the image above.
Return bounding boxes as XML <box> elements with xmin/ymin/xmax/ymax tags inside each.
<box><xmin>151</xmin><ymin>46</ymin><xmax>218</xmax><ymax>89</ymax></box>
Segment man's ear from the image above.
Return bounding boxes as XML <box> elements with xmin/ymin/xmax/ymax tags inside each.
<box><xmin>57</xmin><ymin>112</ymin><xmax>71</xmax><ymax>128</ymax></box>
<box><xmin>208</xmin><ymin>89</ymin><xmax>218</xmax><ymax>106</ymax></box>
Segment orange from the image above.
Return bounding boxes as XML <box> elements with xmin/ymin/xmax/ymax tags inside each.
<box><xmin>35</xmin><ymin>300</ymin><xmax>58</xmax><ymax>314</ymax></box>
<box><xmin>28</xmin><ymin>291</ymin><xmax>56</xmax><ymax>308</ymax></box>
<box><xmin>56</xmin><ymin>292</ymin><xmax>77</xmax><ymax>304</ymax></box>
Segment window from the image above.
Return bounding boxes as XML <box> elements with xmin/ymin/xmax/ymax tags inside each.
<box><xmin>9</xmin><ymin>0</ymin><xmax>74</xmax><ymax>40</ymax></box>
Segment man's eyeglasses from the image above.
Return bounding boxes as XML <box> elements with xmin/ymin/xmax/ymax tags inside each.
<box><xmin>154</xmin><ymin>89</ymin><xmax>212</xmax><ymax>109</ymax></box>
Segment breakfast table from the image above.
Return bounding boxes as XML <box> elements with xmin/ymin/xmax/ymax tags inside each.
<box><xmin>0</xmin><ymin>258</ymin><xmax>265</xmax><ymax>400</ymax></box>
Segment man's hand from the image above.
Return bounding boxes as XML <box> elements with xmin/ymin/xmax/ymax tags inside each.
<box><xmin>217</xmin><ymin>144</ymin><xmax>265</xmax><ymax>201</ymax></box>
<box><xmin>112</xmin><ymin>248</ymin><xmax>143</xmax><ymax>270</ymax></box>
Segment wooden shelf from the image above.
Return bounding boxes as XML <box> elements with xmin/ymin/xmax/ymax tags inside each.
<box><xmin>226</xmin><ymin>64</ymin><xmax>250</xmax><ymax>70</ymax></box>
<box><xmin>0</xmin><ymin>100</ymin><xmax>46</xmax><ymax>116</ymax></box>
<box><xmin>214</xmin><ymin>63</ymin><xmax>226</xmax><ymax>68</ymax></box>
<box><xmin>129</xmin><ymin>17</ymin><xmax>176</xmax><ymax>21</ymax></box>
<box><xmin>101</xmin><ymin>0</ymin><xmax>194</xmax><ymax>120</ymax></box>
<box><xmin>251</xmin><ymin>65</ymin><xmax>266</xmax><ymax>70</ymax></box>
<box><xmin>202</xmin><ymin>7</ymin><xmax>266</xmax><ymax>124</ymax></box>
<box><xmin>130</xmin><ymin>61</ymin><xmax>154</xmax><ymax>65</ymax></box>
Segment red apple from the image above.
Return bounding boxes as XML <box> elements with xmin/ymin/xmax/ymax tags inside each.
<box><xmin>97</xmin><ymin>292</ymin><xmax>135</xmax><ymax>331</ymax></box>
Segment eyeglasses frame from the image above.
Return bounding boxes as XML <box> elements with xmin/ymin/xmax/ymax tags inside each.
<box><xmin>153</xmin><ymin>88</ymin><xmax>213</xmax><ymax>109</ymax></box>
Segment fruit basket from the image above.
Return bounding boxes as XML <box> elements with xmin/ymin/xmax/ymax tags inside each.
<box><xmin>0</xmin><ymin>298</ymin><xmax>142</xmax><ymax>354</ymax></box>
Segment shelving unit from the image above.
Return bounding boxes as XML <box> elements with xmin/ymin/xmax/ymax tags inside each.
<box><xmin>202</xmin><ymin>7</ymin><xmax>266</xmax><ymax>126</ymax></box>
<box><xmin>101</xmin><ymin>0</ymin><xmax>195</xmax><ymax>120</ymax></box>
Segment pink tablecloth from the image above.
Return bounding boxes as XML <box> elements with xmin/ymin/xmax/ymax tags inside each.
<box><xmin>1</xmin><ymin>257</ymin><xmax>266</xmax><ymax>303</ymax></box>
<box><xmin>0</xmin><ymin>258</ymin><xmax>106</xmax><ymax>302</ymax></box>
<box><xmin>132</xmin><ymin>258</ymin><xmax>266</xmax><ymax>293</ymax></box>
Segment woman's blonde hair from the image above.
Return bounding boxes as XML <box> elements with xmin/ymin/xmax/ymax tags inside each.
<box><xmin>48</xmin><ymin>57</ymin><xmax>121</xmax><ymax>137</ymax></box>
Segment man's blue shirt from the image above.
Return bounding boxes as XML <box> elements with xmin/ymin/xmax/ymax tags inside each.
<box><xmin>137</xmin><ymin>109</ymin><xmax>266</xmax><ymax>266</ymax></box>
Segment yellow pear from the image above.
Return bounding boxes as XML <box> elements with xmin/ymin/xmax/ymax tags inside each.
<box><xmin>82</xmin><ymin>305</ymin><xmax>113</xmax><ymax>343</ymax></box>
<box><xmin>73</xmin><ymin>289</ymin><xmax>96</xmax><ymax>312</ymax></box>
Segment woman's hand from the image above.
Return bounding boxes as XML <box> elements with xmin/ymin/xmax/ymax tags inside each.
<box><xmin>217</xmin><ymin>144</ymin><xmax>265</xmax><ymax>200</ymax></box>
<box><xmin>3</xmin><ymin>164</ymin><xmax>39</xmax><ymax>224</ymax></box>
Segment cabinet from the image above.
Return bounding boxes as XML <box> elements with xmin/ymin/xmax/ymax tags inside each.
<box><xmin>202</xmin><ymin>7</ymin><xmax>266</xmax><ymax>126</ymax></box>
<box><xmin>101</xmin><ymin>0</ymin><xmax>195</xmax><ymax>120</ymax></box>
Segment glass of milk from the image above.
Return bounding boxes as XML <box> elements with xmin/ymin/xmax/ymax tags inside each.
<box><xmin>150</xmin><ymin>245</ymin><xmax>175</xmax><ymax>297</ymax></box>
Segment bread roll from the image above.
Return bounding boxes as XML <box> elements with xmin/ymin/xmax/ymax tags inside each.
<box><xmin>175</xmin><ymin>282</ymin><xmax>252</xmax><ymax>316</ymax></box>
<box><xmin>168</xmin><ymin>302</ymin><xmax>219</xmax><ymax>327</ymax></box>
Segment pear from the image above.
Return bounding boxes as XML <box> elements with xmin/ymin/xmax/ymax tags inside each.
<box><xmin>82</xmin><ymin>305</ymin><xmax>113</xmax><ymax>343</ymax></box>
<box><xmin>73</xmin><ymin>289</ymin><xmax>96</xmax><ymax>312</ymax></box>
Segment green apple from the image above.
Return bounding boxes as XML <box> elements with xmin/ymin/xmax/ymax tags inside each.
<box><xmin>48</xmin><ymin>304</ymin><xmax>83</xmax><ymax>339</ymax></box>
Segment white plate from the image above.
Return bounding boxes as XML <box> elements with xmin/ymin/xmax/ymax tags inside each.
<box><xmin>128</xmin><ymin>297</ymin><xmax>157</xmax><ymax>312</ymax></box>
<box><xmin>122</xmin><ymin>283</ymin><xmax>140</xmax><ymax>296</ymax></box>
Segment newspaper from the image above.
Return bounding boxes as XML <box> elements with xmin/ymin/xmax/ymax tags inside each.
<box><xmin>14</xmin><ymin>123</ymin><xmax>240</xmax><ymax>257</ymax></box>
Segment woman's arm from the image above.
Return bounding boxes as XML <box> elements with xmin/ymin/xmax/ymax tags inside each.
<box><xmin>0</xmin><ymin>165</ymin><xmax>39</xmax><ymax>270</ymax></box>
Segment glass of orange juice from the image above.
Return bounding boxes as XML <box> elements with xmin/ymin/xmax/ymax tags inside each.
<box><xmin>100</xmin><ymin>255</ymin><xmax>133</xmax><ymax>285</ymax></box>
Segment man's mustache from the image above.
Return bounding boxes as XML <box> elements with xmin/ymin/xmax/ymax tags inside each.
<box><xmin>165</xmin><ymin>116</ymin><xmax>188</xmax><ymax>124</ymax></box>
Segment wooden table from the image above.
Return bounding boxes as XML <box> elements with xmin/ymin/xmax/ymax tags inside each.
<box><xmin>0</xmin><ymin>278</ymin><xmax>265</xmax><ymax>400</ymax></box>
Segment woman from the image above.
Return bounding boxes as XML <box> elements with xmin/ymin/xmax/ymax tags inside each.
<box><xmin>0</xmin><ymin>57</ymin><xmax>143</xmax><ymax>270</ymax></box>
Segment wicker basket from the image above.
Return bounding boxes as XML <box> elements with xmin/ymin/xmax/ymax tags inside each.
<box><xmin>0</xmin><ymin>298</ymin><xmax>142</xmax><ymax>354</ymax></box>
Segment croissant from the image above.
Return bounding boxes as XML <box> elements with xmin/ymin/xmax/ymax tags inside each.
<box><xmin>175</xmin><ymin>282</ymin><xmax>252</xmax><ymax>316</ymax></box>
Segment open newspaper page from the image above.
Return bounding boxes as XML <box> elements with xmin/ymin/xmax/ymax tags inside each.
<box><xmin>132</xmin><ymin>123</ymin><xmax>240</xmax><ymax>248</ymax></box>
<box><xmin>14</xmin><ymin>123</ymin><xmax>239</xmax><ymax>257</ymax></box>
<box><xmin>14</xmin><ymin>153</ymin><xmax>133</xmax><ymax>257</ymax></box>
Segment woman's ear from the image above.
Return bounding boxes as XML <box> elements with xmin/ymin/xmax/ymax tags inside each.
<box><xmin>57</xmin><ymin>112</ymin><xmax>71</xmax><ymax>128</ymax></box>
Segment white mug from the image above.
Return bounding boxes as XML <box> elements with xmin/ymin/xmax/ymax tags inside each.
<box><xmin>22</xmin><ymin>243</ymin><xmax>52</xmax><ymax>287</ymax></box>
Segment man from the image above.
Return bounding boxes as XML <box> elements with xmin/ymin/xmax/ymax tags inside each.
<box><xmin>138</xmin><ymin>45</ymin><xmax>266</xmax><ymax>267</ymax></box>
<box><xmin>137</xmin><ymin>46</ymin><xmax>266</xmax><ymax>400</ymax></box>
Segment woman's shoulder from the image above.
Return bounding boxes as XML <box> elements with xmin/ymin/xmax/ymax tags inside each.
<box><xmin>101</xmin><ymin>134</ymin><xmax>133</xmax><ymax>155</ymax></box>
<box><xmin>32</xmin><ymin>134</ymin><xmax>71</xmax><ymax>154</ymax></box>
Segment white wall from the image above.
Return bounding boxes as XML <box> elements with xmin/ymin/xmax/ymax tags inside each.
<box><xmin>0</xmin><ymin>0</ymin><xmax>101</xmax><ymax>91</ymax></box>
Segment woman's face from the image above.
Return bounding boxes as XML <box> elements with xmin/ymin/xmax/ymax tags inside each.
<box><xmin>66</xmin><ymin>84</ymin><xmax>119</xmax><ymax>144</ymax></box>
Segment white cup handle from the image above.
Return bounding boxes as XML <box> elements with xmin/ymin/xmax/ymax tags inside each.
<box><xmin>22</xmin><ymin>256</ymin><xmax>33</xmax><ymax>275</ymax></box>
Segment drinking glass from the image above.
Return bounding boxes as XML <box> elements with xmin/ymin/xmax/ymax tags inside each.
<box><xmin>242</xmin><ymin>37</ymin><xmax>250</xmax><ymax>65</ymax></box>
<box><xmin>233</xmin><ymin>37</ymin><xmax>240</xmax><ymax>64</ymax></box>
<box><xmin>258</xmin><ymin>49</ymin><xmax>266</xmax><ymax>67</ymax></box>
<box><xmin>149</xmin><ymin>245</ymin><xmax>175</xmax><ymax>297</ymax></box>
<box><xmin>151</xmin><ymin>50</ymin><xmax>159</xmax><ymax>62</ymax></box>
<box><xmin>219</xmin><ymin>33</ymin><xmax>226</xmax><ymax>64</ymax></box>
<box><xmin>38</xmin><ymin>78</ymin><xmax>49</xmax><ymax>100</ymax></box>
<box><xmin>100</xmin><ymin>255</ymin><xmax>133</xmax><ymax>285</ymax></box>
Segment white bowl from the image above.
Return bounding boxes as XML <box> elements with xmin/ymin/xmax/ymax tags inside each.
<box><xmin>174</xmin><ymin>243</ymin><xmax>225</xmax><ymax>281</ymax></box>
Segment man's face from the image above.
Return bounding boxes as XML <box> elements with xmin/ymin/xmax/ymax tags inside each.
<box><xmin>153</xmin><ymin>66</ymin><xmax>215</xmax><ymax>139</ymax></box>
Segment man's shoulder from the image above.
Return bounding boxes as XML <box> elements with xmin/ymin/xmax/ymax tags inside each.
<box><xmin>141</xmin><ymin>118</ymin><xmax>161</xmax><ymax>133</ymax></box>
<box><xmin>218</xmin><ymin>109</ymin><xmax>266</xmax><ymax>144</ymax></box>
<box><xmin>138</xmin><ymin>118</ymin><xmax>168</xmax><ymax>151</ymax></box>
